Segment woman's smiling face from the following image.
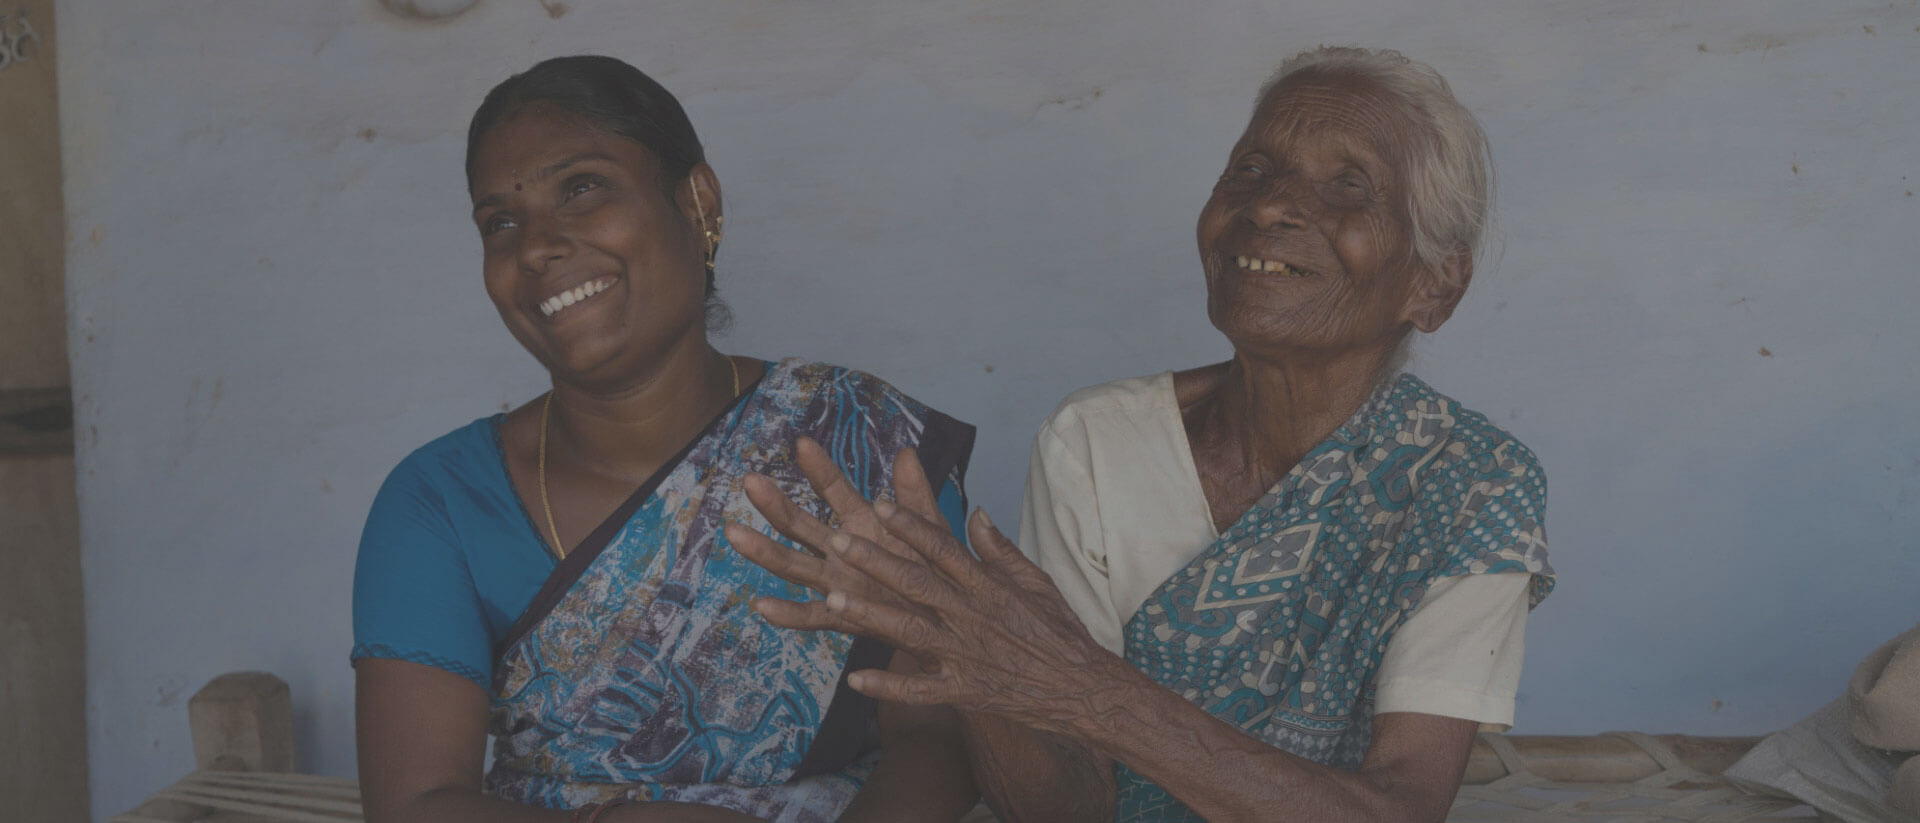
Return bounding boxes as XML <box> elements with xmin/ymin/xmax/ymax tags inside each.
<box><xmin>1196</xmin><ymin>72</ymin><xmax>1436</xmax><ymax>359</ymax></box>
<box><xmin>469</xmin><ymin>103</ymin><xmax>712</xmax><ymax>389</ymax></box>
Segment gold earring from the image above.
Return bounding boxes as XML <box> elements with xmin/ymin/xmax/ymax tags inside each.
<box><xmin>689</xmin><ymin>182</ymin><xmax>720</xmax><ymax>272</ymax></box>
<box><xmin>704</xmin><ymin>217</ymin><xmax>723</xmax><ymax>272</ymax></box>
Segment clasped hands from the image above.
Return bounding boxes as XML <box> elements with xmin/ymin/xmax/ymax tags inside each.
<box><xmin>724</xmin><ymin>438</ymin><xmax>1121</xmax><ymax>735</ymax></box>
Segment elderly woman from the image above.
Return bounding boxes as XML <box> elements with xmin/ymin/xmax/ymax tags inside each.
<box><xmin>350</xmin><ymin>56</ymin><xmax>982</xmax><ymax>823</ymax></box>
<box><xmin>733</xmin><ymin>46</ymin><xmax>1554</xmax><ymax>822</ymax></box>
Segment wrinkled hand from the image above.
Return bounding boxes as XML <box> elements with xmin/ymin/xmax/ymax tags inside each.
<box><xmin>725</xmin><ymin>437</ymin><xmax>950</xmax><ymax>635</ymax></box>
<box><xmin>728</xmin><ymin>438</ymin><xmax>1128</xmax><ymax>736</ymax></box>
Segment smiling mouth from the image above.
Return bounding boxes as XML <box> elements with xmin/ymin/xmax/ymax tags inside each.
<box><xmin>1236</xmin><ymin>256</ymin><xmax>1312</xmax><ymax>278</ymax></box>
<box><xmin>538</xmin><ymin>276</ymin><xmax>617</xmax><ymax>318</ymax></box>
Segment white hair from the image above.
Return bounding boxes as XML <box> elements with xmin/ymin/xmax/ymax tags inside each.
<box><xmin>1261</xmin><ymin>46</ymin><xmax>1494</xmax><ymax>273</ymax></box>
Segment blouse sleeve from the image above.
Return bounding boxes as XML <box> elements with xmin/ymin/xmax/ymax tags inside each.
<box><xmin>350</xmin><ymin>455</ymin><xmax>495</xmax><ymax>691</ymax></box>
<box><xmin>1372</xmin><ymin>573</ymin><xmax>1531</xmax><ymax>731</ymax></box>
<box><xmin>1018</xmin><ymin>423</ymin><xmax>1126</xmax><ymax>655</ymax></box>
<box><xmin>1374</xmin><ymin>432</ymin><xmax>1553</xmax><ymax>731</ymax></box>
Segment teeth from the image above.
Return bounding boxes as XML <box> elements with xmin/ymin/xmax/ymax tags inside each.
<box><xmin>1235</xmin><ymin>256</ymin><xmax>1310</xmax><ymax>278</ymax></box>
<box><xmin>538</xmin><ymin>277</ymin><xmax>613</xmax><ymax>319</ymax></box>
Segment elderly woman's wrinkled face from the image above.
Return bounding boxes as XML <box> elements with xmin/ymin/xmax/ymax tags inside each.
<box><xmin>1197</xmin><ymin>74</ymin><xmax>1432</xmax><ymax>358</ymax></box>
<box><xmin>470</xmin><ymin>104</ymin><xmax>709</xmax><ymax>389</ymax></box>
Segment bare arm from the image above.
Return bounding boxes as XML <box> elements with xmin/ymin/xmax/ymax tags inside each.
<box><xmin>840</xmin><ymin>509</ymin><xmax>1477</xmax><ymax>822</ymax></box>
<box><xmin>960</xmin><ymin>710</ymin><xmax>1114</xmax><ymax>823</ymax></box>
<box><xmin>1064</xmin><ymin>656</ymin><xmax>1476</xmax><ymax>823</ymax></box>
<box><xmin>732</xmin><ymin>442</ymin><xmax>1112</xmax><ymax>821</ymax></box>
<box><xmin>734</xmin><ymin>444</ymin><xmax>1478</xmax><ymax>822</ymax></box>
<box><xmin>970</xmin><ymin>707</ymin><xmax>1465</xmax><ymax>823</ymax></box>
<box><xmin>837</xmin><ymin>651</ymin><xmax>979</xmax><ymax>823</ymax></box>
<box><xmin>354</xmin><ymin>659</ymin><xmax>761</xmax><ymax>823</ymax></box>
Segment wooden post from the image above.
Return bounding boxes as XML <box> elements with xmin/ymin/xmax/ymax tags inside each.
<box><xmin>0</xmin><ymin>2</ymin><xmax>88</xmax><ymax>820</ymax></box>
<box><xmin>188</xmin><ymin>672</ymin><xmax>295</xmax><ymax>773</ymax></box>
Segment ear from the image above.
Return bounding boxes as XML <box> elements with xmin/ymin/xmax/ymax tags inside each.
<box><xmin>676</xmin><ymin>162</ymin><xmax>723</xmax><ymax>232</ymax></box>
<box><xmin>1403</xmin><ymin>247</ymin><xmax>1473</xmax><ymax>333</ymax></box>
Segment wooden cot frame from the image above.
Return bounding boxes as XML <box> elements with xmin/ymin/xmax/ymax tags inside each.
<box><xmin>112</xmin><ymin>672</ymin><xmax>1817</xmax><ymax>822</ymax></box>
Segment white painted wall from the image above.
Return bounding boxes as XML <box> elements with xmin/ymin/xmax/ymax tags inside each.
<box><xmin>60</xmin><ymin>0</ymin><xmax>1920</xmax><ymax>817</ymax></box>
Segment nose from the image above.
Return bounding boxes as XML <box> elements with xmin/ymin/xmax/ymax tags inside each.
<box><xmin>1248</xmin><ymin>173</ymin><xmax>1312</xmax><ymax>231</ymax></box>
<box><xmin>516</xmin><ymin>213</ymin><xmax>572</xmax><ymax>275</ymax></box>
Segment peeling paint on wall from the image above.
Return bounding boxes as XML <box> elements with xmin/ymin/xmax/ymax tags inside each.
<box><xmin>376</xmin><ymin>0</ymin><xmax>478</xmax><ymax>21</ymax></box>
<box><xmin>0</xmin><ymin>7</ymin><xmax>43</xmax><ymax>71</ymax></box>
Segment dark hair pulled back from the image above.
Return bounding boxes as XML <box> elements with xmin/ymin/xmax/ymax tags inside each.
<box><xmin>466</xmin><ymin>55</ymin><xmax>704</xmax><ymax>192</ymax></box>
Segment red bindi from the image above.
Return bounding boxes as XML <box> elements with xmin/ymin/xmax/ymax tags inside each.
<box><xmin>514</xmin><ymin>183</ymin><xmax>523</xmax><ymax>191</ymax></box>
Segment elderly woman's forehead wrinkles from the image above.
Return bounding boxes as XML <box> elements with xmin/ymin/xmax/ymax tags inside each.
<box><xmin>1244</xmin><ymin>110</ymin><xmax>1309</xmax><ymax>150</ymax></box>
<box><xmin>1246</xmin><ymin>119</ymin><xmax>1398</xmax><ymax>187</ymax></box>
<box><xmin>1256</xmin><ymin>88</ymin><xmax>1413</xmax><ymax>156</ymax></box>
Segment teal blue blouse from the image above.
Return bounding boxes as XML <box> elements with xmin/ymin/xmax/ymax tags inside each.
<box><xmin>350</xmin><ymin>413</ymin><xmax>967</xmax><ymax>689</ymax></box>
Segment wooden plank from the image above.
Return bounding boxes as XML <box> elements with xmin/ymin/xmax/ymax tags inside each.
<box><xmin>0</xmin><ymin>386</ymin><xmax>72</xmax><ymax>456</ymax></box>
<box><xmin>107</xmin><ymin>797</ymin><xmax>211</xmax><ymax>823</ymax></box>
<box><xmin>0</xmin><ymin>0</ymin><xmax>70</xmax><ymax>391</ymax></box>
<box><xmin>1462</xmin><ymin>734</ymin><xmax>1763</xmax><ymax>784</ymax></box>
<box><xmin>0</xmin><ymin>454</ymin><xmax>86</xmax><ymax>821</ymax></box>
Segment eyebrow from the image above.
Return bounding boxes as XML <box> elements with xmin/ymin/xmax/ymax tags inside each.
<box><xmin>1335</xmin><ymin>150</ymin><xmax>1383</xmax><ymax>175</ymax></box>
<box><xmin>471</xmin><ymin>152</ymin><xmax>618</xmax><ymax>214</ymax></box>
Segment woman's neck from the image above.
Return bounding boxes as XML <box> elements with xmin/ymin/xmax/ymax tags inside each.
<box><xmin>1184</xmin><ymin>343</ymin><xmax>1397</xmax><ymax>478</ymax></box>
<box><xmin>545</xmin><ymin>337</ymin><xmax>738</xmax><ymax>484</ymax></box>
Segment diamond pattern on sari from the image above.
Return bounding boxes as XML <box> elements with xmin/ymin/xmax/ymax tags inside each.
<box><xmin>1114</xmin><ymin>374</ymin><xmax>1554</xmax><ymax>821</ymax></box>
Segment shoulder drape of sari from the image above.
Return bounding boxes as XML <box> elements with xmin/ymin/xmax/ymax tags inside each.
<box><xmin>482</xmin><ymin>359</ymin><xmax>973</xmax><ymax>821</ymax></box>
<box><xmin>1113</xmin><ymin>374</ymin><xmax>1553</xmax><ymax>822</ymax></box>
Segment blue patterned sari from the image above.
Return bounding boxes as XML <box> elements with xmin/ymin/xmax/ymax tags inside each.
<box><xmin>1114</xmin><ymin>374</ymin><xmax>1554</xmax><ymax>821</ymax></box>
<box><xmin>482</xmin><ymin>359</ymin><xmax>973</xmax><ymax>822</ymax></box>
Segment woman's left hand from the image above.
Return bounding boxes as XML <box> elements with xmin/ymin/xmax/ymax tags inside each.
<box><xmin>729</xmin><ymin>441</ymin><xmax>1131</xmax><ymax>737</ymax></box>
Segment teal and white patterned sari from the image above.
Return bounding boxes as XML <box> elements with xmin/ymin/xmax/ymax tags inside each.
<box><xmin>1115</xmin><ymin>374</ymin><xmax>1554</xmax><ymax>821</ymax></box>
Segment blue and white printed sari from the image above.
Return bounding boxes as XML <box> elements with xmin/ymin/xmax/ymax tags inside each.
<box><xmin>482</xmin><ymin>360</ymin><xmax>973</xmax><ymax>822</ymax></box>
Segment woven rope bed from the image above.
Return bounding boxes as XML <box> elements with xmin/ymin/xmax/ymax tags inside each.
<box><xmin>1447</xmin><ymin>732</ymin><xmax>1820</xmax><ymax>822</ymax></box>
<box><xmin>113</xmin><ymin>674</ymin><xmax>1825</xmax><ymax>823</ymax></box>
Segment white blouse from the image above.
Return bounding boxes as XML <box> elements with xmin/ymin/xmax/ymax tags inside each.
<box><xmin>1018</xmin><ymin>372</ymin><xmax>1533</xmax><ymax>731</ymax></box>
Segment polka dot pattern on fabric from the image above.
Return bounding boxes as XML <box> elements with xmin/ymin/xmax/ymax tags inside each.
<box><xmin>1114</xmin><ymin>373</ymin><xmax>1554</xmax><ymax>821</ymax></box>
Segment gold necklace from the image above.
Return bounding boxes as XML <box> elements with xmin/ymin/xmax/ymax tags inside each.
<box><xmin>537</xmin><ymin>355</ymin><xmax>740</xmax><ymax>559</ymax></box>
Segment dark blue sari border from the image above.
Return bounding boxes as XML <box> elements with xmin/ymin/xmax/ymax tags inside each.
<box><xmin>492</xmin><ymin>373</ymin><xmax>766</xmax><ymax>661</ymax></box>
